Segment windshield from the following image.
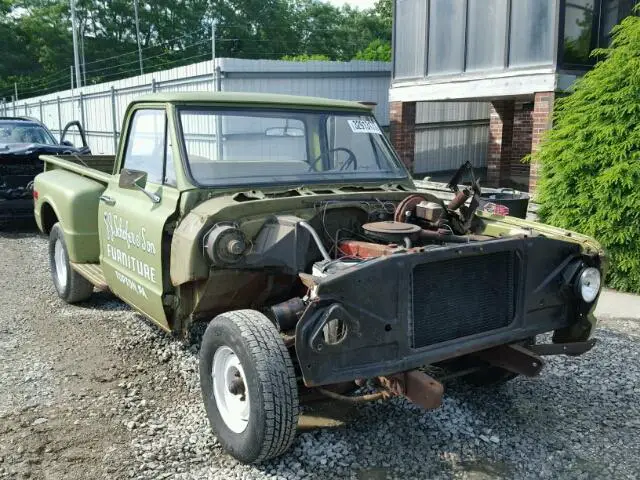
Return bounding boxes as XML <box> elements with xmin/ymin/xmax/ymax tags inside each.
<box><xmin>178</xmin><ymin>108</ymin><xmax>408</xmax><ymax>186</ymax></box>
<box><xmin>0</xmin><ymin>121</ymin><xmax>57</xmax><ymax>146</ymax></box>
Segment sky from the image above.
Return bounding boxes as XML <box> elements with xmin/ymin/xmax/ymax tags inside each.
<box><xmin>323</xmin><ymin>0</ymin><xmax>378</xmax><ymax>9</ymax></box>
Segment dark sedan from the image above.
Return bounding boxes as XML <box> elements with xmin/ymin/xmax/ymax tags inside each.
<box><xmin>0</xmin><ymin>117</ymin><xmax>89</xmax><ymax>224</ymax></box>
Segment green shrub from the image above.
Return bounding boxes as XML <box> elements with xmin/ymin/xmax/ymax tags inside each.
<box><xmin>535</xmin><ymin>10</ymin><xmax>640</xmax><ymax>293</ymax></box>
<box><xmin>280</xmin><ymin>54</ymin><xmax>331</xmax><ymax>62</ymax></box>
<box><xmin>354</xmin><ymin>39</ymin><xmax>391</xmax><ymax>61</ymax></box>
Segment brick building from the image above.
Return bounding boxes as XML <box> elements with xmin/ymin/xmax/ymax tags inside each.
<box><xmin>389</xmin><ymin>0</ymin><xmax>638</xmax><ymax>192</ymax></box>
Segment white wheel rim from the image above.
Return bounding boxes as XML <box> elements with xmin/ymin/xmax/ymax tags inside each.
<box><xmin>54</xmin><ymin>239</ymin><xmax>68</xmax><ymax>290</ymax></box>
<box><xmin>212</xmin><ymin>346</ymin><xmax>250</xmax><ymax>434</ymax></box>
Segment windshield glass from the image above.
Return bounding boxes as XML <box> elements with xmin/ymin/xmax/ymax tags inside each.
<box><xmin>0</xmin><ymin>121</ymin><xmax>57</xmax><ymax>146</ymax></box>
<box><xmin>178</xmin><ymin>108</ymin><xmax>408</xmax><ymax>186</ymax></box>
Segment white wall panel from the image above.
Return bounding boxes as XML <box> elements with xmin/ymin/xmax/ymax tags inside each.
<box><xmin>8</xmin><ymin>59</ymin><xmax>391</xmax><ymax>155</ymax></box>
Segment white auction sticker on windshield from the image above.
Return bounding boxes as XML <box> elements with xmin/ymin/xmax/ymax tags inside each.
<box><xmin>347</xmin><ymin>119</ymin><xmax>382</xmax><ymax>135</ymax></box>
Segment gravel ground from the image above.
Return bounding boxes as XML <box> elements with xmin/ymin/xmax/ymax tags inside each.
<box><xmin>0</xmin><ymin>228</ymin><xmax>639</xmax><ymax>480</ymax></box>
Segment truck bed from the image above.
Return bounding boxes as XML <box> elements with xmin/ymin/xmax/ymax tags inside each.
<box><xmin>40</xmin><ymin>154</ymin><xmax>115</xmax><ymax>183</ymax></box>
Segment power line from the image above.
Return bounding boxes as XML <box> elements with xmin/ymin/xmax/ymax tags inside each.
<box><xmin>3</xmin><ymin>18</ymin><xmax>383</xmax><ymax>95</ymax></box>
<box><xmin>81</xmin><ymin>38</ymin><xmax>211</xmax><ymax>77</ymax></box>
<box><xmin>90</xmin><ymin>52</ymin><xmax>212</xmax><ymax>84</ymax></box>
<box><xmin>4</xmin><ymin>26</ymin><xmax>385</xmax><ymax>100</ymax></box>
<box><xmin>80</xmin><ymin>31</ymin><xmax>204</xmax><ymax>67</ymax></box>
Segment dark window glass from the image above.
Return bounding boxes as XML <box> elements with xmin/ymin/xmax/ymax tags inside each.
<box><xmin>598</xmin><ymin>0</ymin><xmax>637</xmax><ymax>46</ymax></box>
<box><xmin>561</xmin><ymin>0</ymin><xmax>637</xmax><ymax>68</ymax></box>
<box><xmin>0</xmin><ymin>121</ymin><xmax>57</xmax><ymax>145</ymax></box>
<box><xmin>563</xmin><ymin>0</ymin><xmax>598</xmax><ymax>66</ymax></box>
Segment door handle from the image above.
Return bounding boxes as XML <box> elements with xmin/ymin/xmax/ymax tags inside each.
<box><xmin>99</xmin><ymin>195</ymin><xmax>116</xmax><ymax>206</ymax></box>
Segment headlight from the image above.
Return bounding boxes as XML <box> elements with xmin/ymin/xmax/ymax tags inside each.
<box><xmin>578</xmin><ymin>267</ymin><xmax>601</xmax><ymax>303</ymax></box>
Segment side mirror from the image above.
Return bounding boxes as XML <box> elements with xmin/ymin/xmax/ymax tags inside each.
<box><xmin>119</xmin><ymin>168</ymin><xmax>148</xmax><ymax>190</ymax></box>
<box><xmin>118</xmin><ymin>169</ymin><xmax>160</xmax><ymax>203</ymax></box>
<box><xmin>60</xmin><ymin>140</ymin><xmax>74</xmax><ymax>147</ymax></box>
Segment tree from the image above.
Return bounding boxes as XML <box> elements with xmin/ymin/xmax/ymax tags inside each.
<box><xmin>534</xmin><ymin>9</ymin><xmax>640</xmax><ymax>293</ymax></box>
<box><xmin>0</xmin><ymin>0</ymin><xmax>394</xmax><ymax>99</ymax></box>
<box><xmin>355</xmin><ymin>38</ymin><xmax>391</xmax><ymax>61</ymax></box>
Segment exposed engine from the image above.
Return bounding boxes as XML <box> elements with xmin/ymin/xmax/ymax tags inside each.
<box><xmin>199</xmin><ymin>161</ymin><xmax>492</xmax><ymax>330</ymax></box>
<box><xmin>316</xmin><ymin>162</ymin><xmax>487</xmax><ymax>265</ymax></box>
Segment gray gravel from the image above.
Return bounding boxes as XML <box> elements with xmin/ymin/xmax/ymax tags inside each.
<box><xmin>1</xmin><ymin>230</ymin><xmax>639</xmax><ymax>479</ymax></box>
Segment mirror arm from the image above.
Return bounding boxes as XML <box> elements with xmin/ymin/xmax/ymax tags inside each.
<box><xmin>134</xmin><ymin>184</ymin><xmax>161</xmax><ymax>204</ymax></box>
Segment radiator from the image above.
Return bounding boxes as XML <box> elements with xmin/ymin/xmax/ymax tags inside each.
<box><xmin>411</xmin><ymin>251</ymin><xmax>516</xmax><ymax>349</ymax></box>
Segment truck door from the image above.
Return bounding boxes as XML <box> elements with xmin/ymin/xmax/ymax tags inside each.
<box><xmin>98</xmin><ymin>107</ymin><xmax>179</xmax><ymax>331</ymax></box>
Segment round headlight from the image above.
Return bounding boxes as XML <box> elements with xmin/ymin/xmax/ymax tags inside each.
<box><xmin>578</xmin><ymin>267</ymin><xmax>601</xmax><ymax>303</ymax></box>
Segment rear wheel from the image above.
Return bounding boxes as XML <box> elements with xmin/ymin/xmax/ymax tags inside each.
<box><xmin>48</xmin><ymin>223</ymin><xmax>93</xmax><ymax>303</ymax></box>
<box><xmin>199</xmin><ymin>310</ymin><xmax>299</xmax><ymax>463</ymax></box>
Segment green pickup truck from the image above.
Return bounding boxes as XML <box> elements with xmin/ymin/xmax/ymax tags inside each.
<box><xmin>34</xmin><ymin>92</ymin><xmax>605</xmax><ymax>463</ymax></box>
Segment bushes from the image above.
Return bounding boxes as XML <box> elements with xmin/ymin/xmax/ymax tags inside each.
<box><xmin>535</xmin><ymin>11</ymin><xmax>640</xmax><ymax>293</ymax></box>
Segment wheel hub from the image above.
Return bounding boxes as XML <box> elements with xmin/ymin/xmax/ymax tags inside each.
<box><xmin>212</xmin><ymin>346</ymin><xmax>250</xmax><ymax>433</ymax></box>
<box><xmin>54</xmin><ymin>239</ymin><xmax>68</xmax><ymax>289</ymax></box>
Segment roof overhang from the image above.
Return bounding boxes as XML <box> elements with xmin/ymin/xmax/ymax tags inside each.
<box><xmin>389</xmin><ymin>69</ymin><xmax>558</xmax><ymax>102</ymax></box>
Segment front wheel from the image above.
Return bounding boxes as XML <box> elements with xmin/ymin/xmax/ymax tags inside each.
<box><xmin>199</xmin><ymin>310</ymin><xmax>299</xmax><ymax>463</ymax></box>
<box><xmin>48</xmin><ymin>223</ymin><xmax>93</xmax><ymax>303</ymax></box>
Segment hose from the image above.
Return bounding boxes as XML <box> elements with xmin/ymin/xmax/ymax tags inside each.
<box><xmin>298</xmin><ymin>221</ymin><xmax>332</xmax><ymax>261</ymax></box>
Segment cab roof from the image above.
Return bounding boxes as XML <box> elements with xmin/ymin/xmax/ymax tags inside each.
<box><xmin>134</xmin><ymin>92</ymin><xmax>373</xmax><ymax>111</ymax></box>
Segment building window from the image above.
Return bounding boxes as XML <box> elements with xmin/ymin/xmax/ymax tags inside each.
<box><xmin>561</xmin><ymin>0</ymin><xmax>638</xmax><ymax>68</ymax></box>
<box><xmin>563</xmin><ymin>0</ymin><xmax>598</xmax><ymax>66</ymax></box>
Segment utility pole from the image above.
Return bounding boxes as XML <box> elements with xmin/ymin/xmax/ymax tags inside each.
<box><xmin>14</xmin><ymin>82</ymin><xmax>18</xmax><ymax>101</ymax></box>
<box><xmin>211</xmin><ymin>19</ymin><xmax>222</xmax><ymax>160</ymax></box>
<box><xmin>134</xmin><ymin>0</ymin><xmax>144</xmax><ymax>75</ymax></box>
<box><xmin>70</xmin><ymin>66</ymin><xmax>75</xmax><ymax>113</ymax></box>
<box><xmin>80</xmin><ymin>30</ymin><xmax>87</xmax><ymax>85</ymax></box>
<box><xmin>211</xmin><ymin>19</ymin><xmax>217</xmax><ymax>89</ymax></box>
<box><xmin>70</xmin><ymin>0</ymin><xmax>82</xmax><ymax>88</ymax></box>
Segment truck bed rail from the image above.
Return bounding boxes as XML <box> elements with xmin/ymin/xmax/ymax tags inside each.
<box><xmin>40</xmin><ymin>154</ymin><xmax>114</xmax><ymax>184</ymax></box>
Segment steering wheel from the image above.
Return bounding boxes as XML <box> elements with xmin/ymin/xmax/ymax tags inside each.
<box><xmin>308</xmin><ymin>147</ymin><xmax>357</xmax><ymax>172</ymax></box>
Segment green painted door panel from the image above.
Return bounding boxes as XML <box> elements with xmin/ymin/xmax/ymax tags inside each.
<box><xmin>98</xmin><ymin>176</ymin><xmax>180</xmax><ymax>331</ymax></box>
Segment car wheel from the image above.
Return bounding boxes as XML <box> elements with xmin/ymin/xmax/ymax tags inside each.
<box><xmin>199</xmin><ymin>310</ymin><xmax>299</xmax><ymax>463</ymax></box>
<box><xmin>49</xmin><ymin>223</ymin><xmax>93</xmax><ymax>303</ymax></box>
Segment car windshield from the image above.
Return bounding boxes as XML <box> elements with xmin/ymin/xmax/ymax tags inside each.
<box><xmin>178</xmin><ymin>108</ymin><xmax>408</xmax><ymax>186</ymax></box>
<box><xmin>0</xmin><ymin>121</ymin><xmax>57</xmax><ymax>146</ymax></box>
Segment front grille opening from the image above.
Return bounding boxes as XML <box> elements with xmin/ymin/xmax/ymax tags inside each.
<box><xmin>411</xmin><ymin>251</ymin><xmax>516</xmax><ymax>349</ymax></box>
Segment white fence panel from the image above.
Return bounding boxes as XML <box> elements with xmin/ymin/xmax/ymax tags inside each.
<box><xmin>5</xmin><ymin>59</ymin><xmax>391</xmax><ymax>156</ymax></box>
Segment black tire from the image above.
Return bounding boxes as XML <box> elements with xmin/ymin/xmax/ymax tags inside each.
<box><xmin>48</xmin><ymin>223</ymin><xmax>93</xmax><ymax>303</ymax></box>
<box><xmin>199</xmin><ymin>310</ymin><xmax>299</xmax><ymax>463</ymax></box>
